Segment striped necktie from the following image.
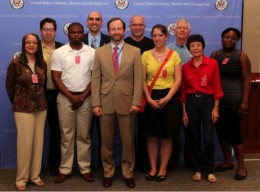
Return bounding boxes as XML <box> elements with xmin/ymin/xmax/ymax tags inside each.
<box><xmin>91</xmin><ymin>38</ymin><xmax>97</xmax><ymax>49</ymax></box>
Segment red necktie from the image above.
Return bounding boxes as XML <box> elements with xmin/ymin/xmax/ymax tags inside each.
<box><xmin>112</xmin><ymin>46</ymin><xmax>119</xmax><ymax>74</ymax></box>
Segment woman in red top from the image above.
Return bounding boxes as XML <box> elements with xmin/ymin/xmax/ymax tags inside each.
<box><xmin>180</xmin><ymin>34</ymin><xmax>223</xmax><ymax>183</ymax></box>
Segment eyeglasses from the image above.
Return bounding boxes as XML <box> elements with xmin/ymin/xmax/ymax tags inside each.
<box><xmin>88</xmin><ymin>17</ymin><xmax>101</xmax><ymax>21</ymax></box>
<box><xmin>131</xmin><ymin>24</ymin><xmax>144</xmax><ymax>27</ymax></box>
<box><xmin>25</xmin><ymin>41</ymin><xmax>38</xmax><ymax>45</ymax></box>
<box><xmin>176</xmin><ymin>26</ymin><xmax>189</xmax><ymax>30</ymax></box>
<box><xmin>42</xmin><ymin>28</ymin><xmax>55</xmax><ymax>32</ymax></box>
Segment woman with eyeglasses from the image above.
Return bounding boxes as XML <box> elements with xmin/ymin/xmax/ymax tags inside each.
<box><xmin>180</xmin><ymin>34</ymin><xmax>223</xmax><ymax>183</ymax></box>
<box><xmin>210</xmin><ymin>28</ymin><xmax>251</xmax><ymax>180</ymax></box>
<box><xmin>6</xmin><ymin>33</ymin><xmax>47</xmax><ymax>191</ymax></box>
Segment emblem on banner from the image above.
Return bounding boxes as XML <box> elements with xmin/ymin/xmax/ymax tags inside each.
<box><xmin>63</xmin><ymin>22</ymin><xmax>72</xmax><ymax>35</ymax></box>
<box><xmin>10</xmin><ymin>0</ymin><xmax>24</xmax><ymax>10</ymax></box>
<box><xmin>167</xmin><ymin>22</ymin><xmax>176</xmax><ymax>36</ymax></box>
<box><xmin>13</xmin><ymin>51</ymin><xmax>21</xmax><ymax>59</ymax></box>
<box><xmin>215</xmin><ymin>0</ymin><xmax>228</xmax><ymax>11</ymax></box>
<box><xmin>115</xmin><ymin>0</ymin><xmax>129</xmax><ymax>10</ymax></box>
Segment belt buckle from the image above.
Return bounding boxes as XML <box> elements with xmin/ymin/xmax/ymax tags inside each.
<box><xmin>195</xmin><ymin>92</ymin><xmax>202</xmax><ymax>97</ymax></box>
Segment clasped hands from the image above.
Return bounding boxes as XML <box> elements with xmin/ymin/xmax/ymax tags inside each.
<box><xmin>70</xmin><ymin>95</ymin><xmax>84</xmax><ymax>110</ymax></box>
<box><xmin>148</xmin><ymin>97</ymin><xmax>168</xmax><ymax>109</ymax></box>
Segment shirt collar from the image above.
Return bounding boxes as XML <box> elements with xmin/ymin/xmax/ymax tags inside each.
<box><xmin>112</xmin><ymin>41</ymin><xmax>124</xmax><ymax>50</ymax></box>
<box><xmin>41</xmin><ymin>41</ymin><xmax>55</xmax><ymax>49</ymax></box>
<box><xmin>188</xmin><ymin>55</ymin><xmax>209</xmax><ymax>68</ymax></box>
<box><xmin>89</xmin><ymin>32</ymin><xmax>101</xmax><ymax>42</ymax></box>
<box><xmin>175</xmin><ymin>41</ymin><xmax>187</xmax><ymax>48</ymax></box>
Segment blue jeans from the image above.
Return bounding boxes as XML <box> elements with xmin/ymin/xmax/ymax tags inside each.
<box><xmin>186</xmin><ymin>94</ymin><xmax>215</xmax><ymax>174</ymax></box>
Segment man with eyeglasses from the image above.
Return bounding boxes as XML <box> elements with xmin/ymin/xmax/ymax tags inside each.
<box><xmin>39</xmin><ymin>17</ymin><xmax>64</xmax><ymax>177</ymax></box>
<box><xmin>83</xmin><ymin>11</ymin><xmax>111</xmax><ymax>169</ymax></box>
<box><xmin>124</xmin><ymin>15</ymin><xmax>154</xmax><ymax>54</ymax></box>
<box><xmin>167</xmin><ymin>18</ymin><xmax>196</xmax><ymax>172</ymax></box>
<box><xmin>124</xmin><ymin>15</ymin><xmax>154</xmax><ymax>174</ymax></box>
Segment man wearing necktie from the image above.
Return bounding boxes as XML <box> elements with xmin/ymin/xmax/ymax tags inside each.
<box><xmin>83</xmin><ymin>11</ymin><xmax>111</xmax><ymax>47</ymax></box>
<box><xmin>83</xmin><ymin>11</ymin><xmax>111</xmax><ymax>169</ymax></box>
<box><xmin>91</xmin><ymin>17</ymin><xmax>143</xmax><ymax>188</ymax></box>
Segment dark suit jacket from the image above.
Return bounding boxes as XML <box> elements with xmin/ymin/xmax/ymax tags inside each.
<box><xmin>55</xmin><ymin>41</ymin><xmax>64</xmax><ymax>49</ymax></box>
<box><xmin>83</xmin><ymin>32</ymin><xmax>111</xmax><ymax>47</ymax></box>
<box><xmin>91</xmin><ymin>42</ymin><xmax>143</xmax><ymax>115</ymax></box>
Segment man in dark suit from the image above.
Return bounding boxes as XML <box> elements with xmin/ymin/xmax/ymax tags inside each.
<box><xmin>39</xmin><ymin>17</ymin><xmax>64</xmax><ymax>176</ymax></box>
<box><xmin>83</xmin><ymin>11</ymin><xmax>111</xmax><ymax>168</ymax></box>
<box><xmin>83</xmin><ymin>11</ymin><xmax>111</xmax><ymax>47</ymax></box>
<box><xmin>91</xmin><ymin>17</ymin><xmax>143</xmax><ymax>188</ymax></box>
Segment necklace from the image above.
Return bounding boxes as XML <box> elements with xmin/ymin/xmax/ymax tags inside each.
<box><xmin>153</xmin><ymin>48</ymin><xmax>166</xmax><ymax>62</ymax></box>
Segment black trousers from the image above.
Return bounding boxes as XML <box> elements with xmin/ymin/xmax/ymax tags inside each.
<box><xmin>136</xmin><ymin>113</ymin><xmax>149</xmax><ymax>172</ymax></box>
<box><xmin>46</xmin><ymin>89</ymin><xmax>61</xmax><ymax>169</ymax></box>
<box><xmin>169</xmin><ymin>124</ymin><xmax>196</xmax><ymax>170</ymax></box>
<box><xmin>90</xmin><ymin>115</ymin><xmax>102</xmax><ymax>167</ymax></box>
<box><xmin>186</xmin><ymin>94</ymin><xmax>215</xmax><ymax>174</ymax></box>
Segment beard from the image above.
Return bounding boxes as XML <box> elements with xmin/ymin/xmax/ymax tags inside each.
<box><xmin>111</xmin><ymin>34</ymin><xmax>124</xmax><ymax>43</ymax></box>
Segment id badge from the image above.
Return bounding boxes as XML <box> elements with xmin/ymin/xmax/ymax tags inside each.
<box><xmin>75</xmin><ymin>55</ymin><xmax>81</xmax><ymax>64</ymax></box>
<box><xmin>201</xmin><ymin>75</ymin><xmax>207</xmax><ymax>87</ymax></box>
<box><xmin>163</xmin><ymin>69</ymin><xmax>167</xmax><ymax>78</ymax></box>
<box><xmin>32</xmin><ymin>74</ymin><xmax>38</xmax><ymax>83</ymax></box>
<box><xmin>222</xmin><ymin>58</ymin><xmax>229</xmax><ymax>65</ymax></box>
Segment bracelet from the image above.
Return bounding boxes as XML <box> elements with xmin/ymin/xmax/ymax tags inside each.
<box><xmin>214</xmin><ymin>106</ymin><xmax>219</xmax><ymax>108</ymax></box>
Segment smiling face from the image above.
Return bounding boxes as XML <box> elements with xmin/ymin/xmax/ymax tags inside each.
<box><xmin>175</xmin><ymin>19</ymin><xmax>190</xmax><ymax>41</ymax></box>
<box><xmin>86</xmin><ymin>11</ymin><xmax>103</xmax><ymax>36</ymax></box>
<box><xmin>222</xmin><ymin>30</ymin><xmax>238</xmax><ymax>50</ymax></box>
<box><xmin>129</xmin><ymin>16</ymin><xmax>145</xmax><ymax>40</ymax></box>
<box><xmin>40</xmin><ymin>22</ymin><xmax>56</xmax><ymax>44</ymax></box>
<box><xmin>24</xmin><ymin>34</ymin><xmax>38</xmax><ymax>55</ymax></box>
<box><xmin>152</xmin><ymin>27</ymin><xmax>168</xmax><ymax>48</ymax></box>
<box><xmin>108</xmin><ymin>19</ymin><xmax>125</xmax><ymax>44</ymax></box>
<box><xmin>189</xmin><ymin>41</ymin><xmax>203</xmax><ymax>57</ymax></box>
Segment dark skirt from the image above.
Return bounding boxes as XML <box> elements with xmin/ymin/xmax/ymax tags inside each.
<box><xmin>142</xmin><ymin>88</ymin><xmax>182</xmax><ymax>139</ymax></box>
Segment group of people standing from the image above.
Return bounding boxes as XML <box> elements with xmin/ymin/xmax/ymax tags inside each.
<box><xmin>5</xmin><ymin>11</ymin><xmax>251</xmax><ymax>191</ymax></box>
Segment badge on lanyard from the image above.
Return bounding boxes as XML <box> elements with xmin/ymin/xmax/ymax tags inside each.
<box><xmin>32</xmin><ymin>74</ymin><xmax>38</xmax><ymax>83</ymax></box>
<box><xmin>163</xmin><ymin>69</ymin><xmax>167</xmax><ymax>78</ymax></box>
<box><xmin>222</xmin><ymin>58</ymin><xmax>229</xmax><ymax>65</ymax></box>
<box><xmin>75</xmin><ymin>55</ymin><xmax>81</xmax><ymax>64</ymax></box>
<box><xmin>201</xmin><ymin>75</ymin><xmax>207</xmax><ymax>87</ymax></box>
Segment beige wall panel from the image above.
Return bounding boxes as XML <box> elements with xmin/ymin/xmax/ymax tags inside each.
<box><xmin>243</xmin><ymin>0</ymin><xmax>260</xmax><ymax>72</ymax></box>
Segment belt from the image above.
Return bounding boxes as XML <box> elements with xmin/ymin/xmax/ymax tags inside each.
<box><xmin>69</xmin><ymin>91</ymin><xmax>83</xmax><ymax>95</ymax></box>
<box><xmin>46</xmin><ymin>89</ymin><xmax>58</xmax><ymax>92</ymax></box>
<box><xmin>189</xmin><ymin>92</ymin><xmax>211</xmax><ymax>98</ymax></box>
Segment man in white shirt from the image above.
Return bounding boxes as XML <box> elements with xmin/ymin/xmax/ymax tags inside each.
<box><xmin>51</xmin><ymin>22</ymin><xmax>95</xmax><ymax>183</ymax></box>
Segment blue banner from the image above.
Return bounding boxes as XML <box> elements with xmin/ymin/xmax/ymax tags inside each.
<box><xmin>0</xmin><ymin>0</ymin><xmax>242</xmax><ymax>168</ymax></box>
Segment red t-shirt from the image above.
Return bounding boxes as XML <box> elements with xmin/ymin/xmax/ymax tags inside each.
<box><xmin>180</xmin><ymin>55</ymin><xmax>224</xmax><ymax>102</ymax></box>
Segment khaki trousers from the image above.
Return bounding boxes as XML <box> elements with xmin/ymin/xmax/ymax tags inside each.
<box><xmin>57</xmin><ymin>93</ymin><xmax>92</xmax><ymax>174</ymax></box>
<box><xmin>100</xmin><ymin>113</ymin><xmax>135</xmax><ymax>178</ymax></box>
<box><xmin>14</xmin><ymin>110</ymin><xmax>47</xmax><ymax>186</ymax></box>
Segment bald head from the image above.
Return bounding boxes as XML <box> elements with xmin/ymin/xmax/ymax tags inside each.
<box><xmin>86</xmin><ymin>11</ymin><xmax>104</xmax><ymax>36</ymax></box>
<box><xmin>129</xmin><ymin>15</ymin><xmax>146</xmax><ymax>41</ymax></box>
